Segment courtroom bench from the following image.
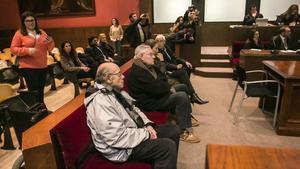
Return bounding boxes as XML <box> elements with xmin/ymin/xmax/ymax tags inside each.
<box><xmin>22</xmin><ymin>59</ymin><xmax>169</xmax><ymax>169</ymax></box>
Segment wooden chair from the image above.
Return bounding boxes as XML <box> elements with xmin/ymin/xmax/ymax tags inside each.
<box><xmin>2</xmin><ymin>48</ymin><xmax>11</xmax><ymax>54</ymax></box>
<box><xmin>75</xmin><ymin>47</ymin><xmax>85</xmax><ymax>54</ymax></box>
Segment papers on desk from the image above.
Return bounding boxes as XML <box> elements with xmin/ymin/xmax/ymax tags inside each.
<box><xmin>250</xmin><ymin>49</ymin><xmax>262</xmax><ymax>51</ymax></box>
<box><xmin>280</xmin><ymin>50</ymin><xmax>296</xmax><ymax>53</ymax></box>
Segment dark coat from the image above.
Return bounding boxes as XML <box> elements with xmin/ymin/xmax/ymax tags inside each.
<box><xmin>243</xmin><ymin>13</ymin><xmax>263</xmax><ymax>25</ymax></box>
<box><xmin>158</xmin><ymin>46</ymin><xmax>186</xmax><ymax>71</ymax></box>
<box><xmin>124</xmin><ymin>18</ymin><xmax>148</xmax><ymax>48</ymax></box>
<box><xmin>85</xmin><ymin>46</ymin><xmax>106</xmax><ymax>64</ymax></box>
<box><xmin>127</xmin><ymin>60</ymin><xmax>171</xmax><ymax>111</ymax></box>
<box><xmin>276</xmin><ymin>14</ymin><xmax>300</xmax><ymax>25</ymax></box>
<box><xmin>270</xmin><ymin>35</ymin><xmax>299</xmax><ymax>50</ymax></box>
<box><xmin>99</xmin><ymin>42</ymin><xmax>115</xmax><ymax>57</ymax></box>
<box><xmin>243</xmin><ymin>39</ymin><xmax>264</xmax><ymax>49</ymax></box>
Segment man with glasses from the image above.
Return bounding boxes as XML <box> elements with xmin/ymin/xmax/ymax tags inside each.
<box><xmin>271</xmin><ymin>26</ymin><xmax>299</xmax><ymax>50</ymax></box>
<box><xmin>127</xmin><ymin>44</ymin><xmax>201</xmax><ymax>143</ymax></box>
<box><xmin>84</xmin><ymin>62</ymin><xmax>180</xmax><ymax>169</ymax></box>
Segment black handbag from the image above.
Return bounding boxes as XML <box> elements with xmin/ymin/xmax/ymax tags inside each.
<box><xmin>0</xmin><ymin>67</ymin><xmax>19</xmax><ymax>85</ymax></box>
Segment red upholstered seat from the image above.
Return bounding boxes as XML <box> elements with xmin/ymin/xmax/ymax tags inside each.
<box><xmin>50</xmin><ymin>105</ymin><xmax>152</xmax><ymax>169</ymax></box>
<box><xmin>230</xmin><ymin>41</ymin><xmax>246</xmax><ymax>64</ymax></box>
<box><xmin>50</xmin><ymin>65</ymin><xmax>169</xmax><ymax>169</ymax></box>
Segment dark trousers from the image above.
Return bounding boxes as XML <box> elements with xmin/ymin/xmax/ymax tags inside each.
<box><xmin>169</xmin><ymin>69</ymin><xmax>195</xmax><ymax>95</ymax></box>
<box><xmin>20</xmin><ymin>68</ymin><xmax>47</xmax><ymax>103</ymax></box>
<box><xmin>66</xmin><ymin>70</ymin><xmax>94</xmax><ymax>97</ymax></box>
<box><xmin>112</xmin><ymin>40</ymin><xmax>122</xmax><ymax>56</ymax></box>
<box><xmin>157</xmin><ymin>84</ymin><xmax>192</xmax><ymax>130</ymax></box>
<box><xmin>129</xmin><ymin>124</ymin><xmax>180</xmax><ymax>169</ymax></box>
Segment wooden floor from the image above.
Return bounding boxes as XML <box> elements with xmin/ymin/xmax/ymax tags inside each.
<box><xmin>1</xmin><ymin>75</ymin><xmax>300</xmax><ymax>169</ymax></box>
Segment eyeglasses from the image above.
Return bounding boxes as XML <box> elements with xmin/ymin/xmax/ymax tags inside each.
<box><xmin>108</xmin><ymin>72</ymin><xmax>122</xmax><ymax>77</ymax></box>
<box><xmin>25</xmin><ymin>19</ymin><xmax>35</xmax><ymax>22</ymax></box>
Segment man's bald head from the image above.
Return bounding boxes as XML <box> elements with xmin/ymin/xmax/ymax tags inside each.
<box><xmin>96</xmin><ymin>63</ymin><xmax>124</xmax><ymax>89</ymax></box>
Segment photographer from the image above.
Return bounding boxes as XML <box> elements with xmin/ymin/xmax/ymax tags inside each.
<box><xmin>124</xmin><ymin>12</ymin><xmax>150</xmax><ymax>48</ymax></box>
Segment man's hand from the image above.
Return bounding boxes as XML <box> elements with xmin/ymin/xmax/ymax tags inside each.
<box><xmin>177</xmin><ymin>64</ymin><xmax>183</xmax><ymax>69</ymax></box>
<box><xmin>185</xmin><ymin>61</ymin><xmax>193</xmax><ymax>68</ymax></box>
<box><xmin>146</xmin><ymin>125</ymin><xmax>157</xmax><ymax>139</ymax></box>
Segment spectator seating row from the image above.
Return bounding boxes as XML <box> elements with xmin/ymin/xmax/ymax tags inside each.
<box><xmin>50</xmin><ymin>59</ymin><xmax>169</xmax><ymax>169</ymax></box>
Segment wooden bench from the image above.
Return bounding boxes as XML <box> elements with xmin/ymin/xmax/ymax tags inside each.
<box><xmin>22</xmin><ymin>59</ymin><xmax>169</xmax><ymax>169</ymax></box>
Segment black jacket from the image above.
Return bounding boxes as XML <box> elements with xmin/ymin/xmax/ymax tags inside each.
<box><xmin>243</xmin><ymin>39</ymin><xmax>264</xmax><ymax>49</ymax></box>
<box><xmin>243</xmin><ymin>13</ymin><xmax>263</xmax><ymax>25</ymax></box>
<box><xmin>158</xmin><ymin>46</ymin><xmax>186</xmax><ymax>71</ymax></box>
<box><xmin>270</xmin><ymin>35</ymin><xmax>299</xmax><ymax>50</ymax></box>
<box><xmin>85</xmin><ymin>46</ymin><xmax>107</xmax><ymax>64</ymax></box>
<box><xmin>124</xmin><ymin>18</ymin><xmax>148</xmax><ymax>48</ymax></box>
<box><xmin>127</xmin><ymin>60</ymin><xmax>171</xmax><ymax>111</ymax></box>
<box><xmin>99</xmin><ymin>42</ymin><xmax>115</xmax><ymax>57</ymax></box>
<box><xmin>276</xmin><ymin>14</ymin><xmax>300</xmax><ymax>25</ymax></box>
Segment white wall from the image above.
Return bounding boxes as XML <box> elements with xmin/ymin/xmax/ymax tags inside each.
<box><xmin>204</xmin><ymin>0</ymin><xmax>246</xmax><ymax>22</ymax></box>
<box><xmin>260</xmin><ymin>0</ymin><xmax>300</xmax><ymax>20</ymax></box>
<box><xmin>153</xmin><ymin>0</ymin><xmax>192</xmax><ymax>23</ymax></box>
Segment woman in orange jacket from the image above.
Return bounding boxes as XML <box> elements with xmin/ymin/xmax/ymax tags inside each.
<box><xmin>10</xmin><ymin>11</ymin><xmax>55</xmax><ymax>107</ymax></box>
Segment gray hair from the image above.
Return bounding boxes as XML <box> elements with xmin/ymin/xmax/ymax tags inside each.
<box><xmin>134</xmin><ymin>44</ymin><xmax>151</xmax><ymax>59</ymax></box>
<box><xmin>95</xmin><ymin>63</ymin><xmax>112</xmax><ymax>83</ymax></box>
<box><xmin>155</xmin><ymin>34</ymin><xmax>166</xmax><ymax>42</ymax></box>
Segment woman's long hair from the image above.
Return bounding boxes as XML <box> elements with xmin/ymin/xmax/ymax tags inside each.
<box><xmin>112</xmin><ymin>18</ymin><xmax>120</xmax><ymax>26</ymax></box>
<box><xmin>281</xmin><ymin>4</ymin><xmax>299</xmax><ymax>19</ymax></box>
<box><xmin>248</xmin><ymin>29</ymin><xmax>259</xmax><ymax>42</ymax></box>
<box><xmin>60</xmin><ymin>41</ymin><xmax>80</xmax><ymax>66</ymax></box>
<box><xmin>20</xmin><ymin>11</ymin><xmax>41</xmax><ymax>36</ymax></box>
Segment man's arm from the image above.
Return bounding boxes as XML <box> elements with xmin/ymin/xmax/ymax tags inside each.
<box><xmin>92</xmin><ymin>97</ymin><xmax>150</xmax><ymax>149</ymax></box>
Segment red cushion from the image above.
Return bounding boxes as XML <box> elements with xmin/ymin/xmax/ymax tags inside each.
<box><xmin>51</xmin><ymin>105</ymin><xmax>153</xmax><ymax>169</ymax></box>
<box><xmin>232</xmin><ymin>41</ymin><xmax>246</xmax><ymax>58</ymax></box>
<box><xmin>51</xmin><ymin>105</ymin><xmax>91</xmax><ymax>168</ymax></box>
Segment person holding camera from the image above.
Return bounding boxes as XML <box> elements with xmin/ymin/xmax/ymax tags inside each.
<box><xmin>124</xmin><ymin>12</ymin><xmax>150</xmax><ymax>48</ymax></box>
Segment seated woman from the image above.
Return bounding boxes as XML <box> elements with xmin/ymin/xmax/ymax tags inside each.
<box><xmin>244</xmin><ymin>29</ymin><xmax>264</xmax><ymax>49</ymax></box>
<box><xmin>243</xmin><ymin>4</ymin><xmax>263</xmax><ymax>25</ymax></box>
<box><xmin>60</xmin><ymin>41</ymin><xmax>94</xmax><ymax>97</ymax></box>
<box><xmin>276</xmin><ymin>4</ymin><xmax>300</xmax><ymax>26</ymax></box>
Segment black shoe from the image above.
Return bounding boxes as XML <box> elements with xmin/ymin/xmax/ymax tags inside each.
<box><xmin>190</xmin><ymin>93</ymin><xmax>209</xmax><ymax>105</ymax></box>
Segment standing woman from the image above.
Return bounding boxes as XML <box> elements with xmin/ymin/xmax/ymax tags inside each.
<box><xmin>60</xmin><ymin>41</ymin><xmax>93</xmax><ymax>97</ymax></box>
<box><xmin>109</xmin><ymin>18</ymin><xmax>123</xmax><ymax>56</ymax></box>
<box><xmin>10</xmin><ymin>11</ymin><xmax>55</xmax><ymax>107</ymax></box>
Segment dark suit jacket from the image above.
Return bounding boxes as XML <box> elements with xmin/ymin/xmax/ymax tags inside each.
<box><xmin>276</xmin><ymin>14</ymin><xmax>300</xmax><ymax>25</ymax></box>
<box><xmin>158</xmin><ymin>46</ymin><xmax>186</xmax><ymax>71</ymax></box>
<box><xmin>85</xmin><ymin>46</ymin><xmax>106</xmax><ymax>64</ymax></box>
<box><xmin>243</xmin><ymin>13</ymin><xmax>263</xmax><ymax>25</ymax></box>
<box><xmin>270</xmin><ymin>35</ymin><xmax>299</xmax><ymax>50</ymax></box>
<box><xmin>127</xmin><ymin>60</ymin><xmax>170</xmax><ymax>111</ymax></box>
<box><xmin>124</xmin><ymin>18</ymin><xmax>148</xmax><ymax>48</ymax></box>
<box><xmin>99</xmin><ymin>42</ymin><xmax>115</xmax><ymax>57</ymax></box>
<box><xmin>243</xmin><ymin>39</ymin><xmax>264</xmax><ymax>49</ymax></box>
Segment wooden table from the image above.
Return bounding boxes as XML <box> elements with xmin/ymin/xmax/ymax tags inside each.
<box><xmin>206</xmin><ymin>144</ymin><xmax>300</xmax><ymax>169</ymax></box>
<box><xmin>239</xmin><ymin>50</ymin><xmax>300</xmax><ymax>81</ymax></box>
<box><xmin>263</xmin><ymin>61</ymin><xmax>300</xmax><ymax>136</ymax></box>
<box><xmin>22</xmin><ymin>59</ymin><xmax>133</xmax><ymax>169</ymax></box>
<box><xmin>229</xmin><ymin>25</ymin><xmax>300</xmax><ymax>46</ymax></box>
